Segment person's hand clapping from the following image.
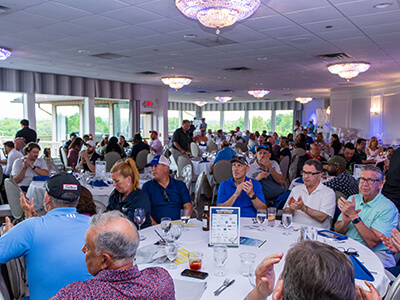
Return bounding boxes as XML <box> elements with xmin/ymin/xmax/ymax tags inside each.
<box><xmin>288</xmin><ymin>196</ymin><xmax>305</xmax><ymax>211</ymax></box>
<box><xmin>338</xmin><ymin>196</ymin><xmax>360</xmax><ymax>221</ymax></box>
<box><xmin>381</xmin><ymin>228</ymin><xmax>400</xmax><ymax>253</ymax></box>
<box><xmin>255</xmin><ymin>171</ymin><xmax>269</xmax><ymax>181</ymax></box>
<box><xmin>243</xmin><ymin>180</ymin><xmax>254</xmax><ymax>196</ymax></box>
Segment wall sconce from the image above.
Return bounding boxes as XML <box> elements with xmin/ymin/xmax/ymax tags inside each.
<box><xmin>370</xmin><ymin>104</ymin><xmax>380</xmax><ymax>117</ymax></box>
<box><xmin>326</xmin><ymin>106</ymin><xmax>331</xmax><ymax>115</ymax></box>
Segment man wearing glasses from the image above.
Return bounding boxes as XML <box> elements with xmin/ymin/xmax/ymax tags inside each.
<box><xmin>283</xmin><ymin>159</ymin><xmax>336</xmax><ymax>229</ymax></box>
<box><xmin>335</xmin><ymin>165</ymin><xmax>398</xmax><ymax>268</ymax></box>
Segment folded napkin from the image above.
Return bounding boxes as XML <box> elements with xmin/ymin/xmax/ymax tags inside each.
<box><xmin>135</xmin><ymin>245</ymin><xmax>166</xmax><ymax>264</ymax></box>
<box><xmin>317</xmin><ymin>230</ymin><xmax>348</xmax><ymax>241</ymax></box>
<box><xmin>174</xmin><ymin>279</ymin><xmax>207</xmax><ymax>300</ymax></box>
<box><xmin>32</xmin><ymin>176</ymin><xmax>50</xmax><ymax>181</ymax></box>
<box><xmin>89</xmin><ymin>180</ymin><xmax>109</xmax><ymax>187</ymax></box>
<box><xmin>350</xmin><ymin>254</ymin><xmax>374</xmax><ymax>281</ymax></box>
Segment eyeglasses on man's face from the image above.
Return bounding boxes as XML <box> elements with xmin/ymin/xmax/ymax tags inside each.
<box><xmin>359</xmin><ymin>177</ymin><xmax>380</xmax><ymax>185</ymax></box>
<box><xmin>300</xmin><ymin>170</ymin><xmax>321</xmax><ymax>177</ymax></box>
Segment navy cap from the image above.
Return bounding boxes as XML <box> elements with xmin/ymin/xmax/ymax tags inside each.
<box><xmin>44</xmin><ymin>173</ymin><xmax>81</xmax><ymax>202</ymax></box>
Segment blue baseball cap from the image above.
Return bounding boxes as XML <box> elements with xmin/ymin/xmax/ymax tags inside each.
<box><xmin>145</xmin><ymin>155</ymin><xmax>170</xmax><ymax>168</ymax></box>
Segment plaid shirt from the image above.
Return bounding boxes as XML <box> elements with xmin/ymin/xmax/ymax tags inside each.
<box><xmin>323</xmin><ymin>171</ymin><xmax>359</xmax><ymax>198</ymax></box>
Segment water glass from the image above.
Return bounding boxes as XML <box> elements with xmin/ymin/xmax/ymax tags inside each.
<box><xmin>240</xmin><ymin>252</ymin><xmax>256</xmax><ymax>277</ymax></box>
<box><xmin>133</xmin><ymin>208</ymin><xmax>146</xmax><ymax>241</ymax></box>
<box><xmin>170</xmin><ymin>224</ymin><xmax>182</xmax><ymax>243</ymax></box>
<box><xmin>164</xmin><ymin>242</ymin><xmax>178</xmax><ymax>269</ymax></box>
<box><xmin>189</xmin><ymin>252</ymin><xmax>203</xmax><ymax>271</ymax></box>
<box><xmin>160</xmin><ymin>217</ymin><xmax>172</xmax><ymax>237</ymax></box>
<box><xmin>213</xmin><ymin>246</ymin><xmax>227</xmax><ymax>277</ymax></box>
<box><xmin>267</xmin><ymin>207</ymin><xmax>276</xmax><ymax>227</ymax></box>
<box><xmin>282</xmin><ymin>213</ymin><xmax>293</xmax><ymax>235</ymax></box>
<box><xmin>256</xmin><ymin>209</ymin><xmax>266</xmax><ymax>231</ymax></box>
<box><xmin>180</xmin><ymin>209</ymin><xmax>191</xmax><ymax>230</ymax></box>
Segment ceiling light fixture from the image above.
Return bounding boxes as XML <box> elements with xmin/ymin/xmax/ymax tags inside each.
<box><xmin>194</xmin><ymin>100</ymin><xmax>208</xmax><ymax>107</ymax></box>
<box><xmin>373</xmin><ymin>3</ymin><xmax>393</xmax><ymax>8</ymax></box>
<box><xmin>0</xmin><ymin>47</ymin><xmax>11</xmax><ymax>60</ymax></box>
<box><xmin>295</xmin><ymin>97</ymin><xmax>313</xmax><ymax>104</ymax></box>
<box><xmin>327</xmin><ymin>62</ymin><xmax>370</xmax><ymax>81</ymax></box>
<box><xmin>161</xmin><ymin>76</ymin><xmax>192</xmax><ymax>90</ymax></box>
<box><xmin>215</xmin><ymin>96</ymin><xmax>232</xmax><ymax>103</ymax></box>
<box><xmin>175</xmin><ymin>0</ymin><xmax>260</xmax><ymax>34</ymax></box>
<box><xmin>248</xmin><ymin>90</ymin><xmax>270</xmax><ymax>99</ymax></box>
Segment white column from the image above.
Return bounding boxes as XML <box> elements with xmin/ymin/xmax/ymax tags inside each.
<box><xmin>244</xmin><ymin>109</ymin><xmax>249</xmax><ymax>131</ymax></box>
<box><xmin>24</xmin><ymin>93</ymin><xmax>36</xmax><ymax>130</ymax></box>
<box><xmin>270</xmin><ymin>109</ymin><xmax>276</xmax><ymax>134</ymax></box>
<box><xmin>83</xmin><ymin>97</ymin><xmax>95</xmax><ymax>137</ymax></box>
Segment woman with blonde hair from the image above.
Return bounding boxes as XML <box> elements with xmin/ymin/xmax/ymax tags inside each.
<box><xmin>366</xmin><ymin>136</ymin><xmax>383</xmax><ymax>159</ymax></box>
<box><xmin>107</xmin><ymin>158</ymin><xmax>151</xmax><ymax>229</ymax></box>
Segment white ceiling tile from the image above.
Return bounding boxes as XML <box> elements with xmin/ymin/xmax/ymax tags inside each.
<box><xmin>70</xmin><ymin>15</ymin><xmax>127</xmax><ymax>30</ymax></box>
<box><xmin>260</xmin><ymin>26</ymin><xmax>310</xmax><ymax>38</ymax></box>
<box><xmin>284</xmin><ymin>6</ymin><xmax>344</xmax><ymax>24</ymax></box>
<box><xmin>106</xmin><ymin>25</ymin><xmax>158</xmax><ymax>39</ymax></box>
<box><xmin>23</xmin><ymin>2</ymin><xmax>91</xmax><ymax>21</ymax></box>
<box><xmin>102</xmin><ymin>6</ymin><xmax>162</xmax><ymax>25</ymax></box>
<box><xmin>244</xmin><ymin>14</ymin><xmax>295</xmax><ymax>31</ymax></box>
<box><xmin>0</xmin><ymin>11</ymin><xmax>58</xmax><ymax>27</ymax></box>
<box><xmin>137</xmin><ymin>0</ymin><xmax>182</xmax><ymax>18</ymax></box>
<box><xmin>40</xmin><ymin>22</ymin><xmax>98</xmax><ymax>36</ymax></box>
<box><xmin>54</xmin><ymin>0</ymin><xmax>129</xmax><ymax>14</ymax></box>
<box><xmin>137</xmin><ymin>19</ymin><xmax>194</xmax><ymax>34</ymax></box>
<box><xmin>335</xmin><ymin>0</ymin><xmax>400</xmax><ymax>17</ymax></box>
<box><xmin>350</xmin><ymin>10</ymin><xmax>400</xmax><ymax>27</ymax></box>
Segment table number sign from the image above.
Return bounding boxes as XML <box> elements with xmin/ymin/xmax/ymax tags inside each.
<box><xmin>95</xmin><ymin>161</ymin><xmax>106</xmax><ymax>180</ymax></box>
<box><xmin>209</xmin><ymin>207</ymin><xmax>240</xmax><ymax>247</ymax></box>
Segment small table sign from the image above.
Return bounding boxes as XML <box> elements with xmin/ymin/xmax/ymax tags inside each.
<box><xmin>209</xmin><ymin>207</ymin><xmax>240</xmax><ymax>247</ymax></box>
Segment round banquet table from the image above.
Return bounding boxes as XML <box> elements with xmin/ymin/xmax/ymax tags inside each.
<box><xmin>137</xmin><ymin>218</ymin><xmax>389</xmax><ymax>300</ymax></box>
<box><xmin>191</xmin><ymin>159</ymin><xmax>213</xmax><ymax>176</ymax></box>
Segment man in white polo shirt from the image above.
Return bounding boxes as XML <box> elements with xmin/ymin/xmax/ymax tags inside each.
<box><xmin>283</xmin><ymin>159</ymin><xmax>335</xmax><ymax>229</ymax></box>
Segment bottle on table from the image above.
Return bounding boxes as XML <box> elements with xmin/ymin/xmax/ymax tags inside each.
<box><xmin>202</xmin><ymin>202</ymin><xmax>210</xmax><ymax>231</ymax></box>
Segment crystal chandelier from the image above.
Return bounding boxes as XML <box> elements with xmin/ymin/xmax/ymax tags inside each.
<box><xmin>215</xmin><ymin>96</ymin><xmax>232</xmax><ymax>103</ymax></box>
<box><xmin>161</xmin><ymin>76</ymin><xmax>192</xmax><ymax>90</ymax></box>
<box><xmin>248</xmin><ymin>89</ymin><xmax>270</xmax><ymax>99</ymax></box>
<box><xmin>295</xmin><ymin>97</ymin><xmax>313</xmax><ymax>104</ymax></box>
<box><xmin>175</xmin><ymin>0</ymin><xmax>261</xmax><ymax>34</ymax></box>
<box><xmin>327</xmin><ymin>62</ymin><xmax>370</xmax><ymax>81</ymax></box>
<box><xmin>0</xmin><ymin>47</ymin><xmax>11</xmax><ymax>60</ymax></box>
<box><xmin>194</xmin><ymin>100</ymin><xmax>208</xmax><ymax>107</ymax></box>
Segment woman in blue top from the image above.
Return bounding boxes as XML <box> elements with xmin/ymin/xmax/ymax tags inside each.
<box><xmin>107</xmin><ymin>158</ymin><xmax>152</xmax><ymax>229</ymax></box>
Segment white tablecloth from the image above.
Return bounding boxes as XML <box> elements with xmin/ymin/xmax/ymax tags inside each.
<box><xmin>192</xmin><ymin>160</ymin><xmax>212</xmax><ymax>176</ymax></box>
<box><xmin>138</xmin><ymin>219</ymin><xmax>389</xmax><ymax>299</ymax></box>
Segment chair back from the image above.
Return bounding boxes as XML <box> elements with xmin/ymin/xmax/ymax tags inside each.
<box><xmin>279</xmin><ymin>156</ymin><xmax>290</xmax><ymax>180</ymax></box>
<box><xmin>147</xmin><ymin>152</ymin><xmax>155</xmax><ymax>163</ymax></box>
<box><xmin>5</xmin><ymin>256</ymin><xmax>29</xmax><ymax>299</ymax></box>
<box><xmin>104</xmin><ymin>151</ymin><xmax>122</xmax><ymax>172</ymax></box>
<box><xmin>180</xmin><ymin>164</ymin><xmax>193</xmax><ymax>195</ymax></box>
<box><xmin>136</xmin><ymin>149</ymin><xmax>149</xmax><ymax>171</ymax></box>
<box><xmin>206</xmin><ymin>142</ymin><xmax>218</xmax><ymax>153</ymax></box>
<box><xmin>213</xmin><ymin>160</ymin><xmax>233</xmax><ymax>184</ymax></box>
<box><xmin>93</xmin><ymin>200</ymin><xmax>107</xmax><ymax>214</ymax></box>
<box><xmin>177</xmin><ymin>155</ymin><xmax>193</xmax><ymax>178</ymax></box>
<box><xmin>193</xmin><ymin>171</ymin><xmax>206</xmax><ymax>219</ymax></box>
<box><xmin>59</xmin><ymin>146</ymin><xmax>68</xmax><ymax>169</ymax></box>
<box><xmin>190</xmin><ymin>142</ymin><xmax>200</xmax><ymax>157</ymax></box>
<box><xmin>162</xmin><ymin>145</ymin><xmax>170</xmax><ymax>159</ymax></box>
<box><xmin>236</xmin><ymin>142</ymin><xmax>248</xmax><ymax>153</ymax></box>
<box><xmin>291</xmin><ymin>148</ymin><xmax>306</xmax><ymax>163</ymax></box>
<box><xmin>4</xmin><ymin>179</ymin><xmax>23</xmax><ymax>219</ymax></box>
<box><xmin>385</xmin><ymin>273</ymin><xmax>400</xmax><ymax>300</ymax></box>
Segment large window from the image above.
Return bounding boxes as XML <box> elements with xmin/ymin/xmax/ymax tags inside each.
<box><xmin>113</xmin><ymin>101</ymin><xmax>129</xmax><ymax>137</ymax></box>
<box><xmin>95</xmin><ymin>104</ymin><xmax>110</xmax><ymax>136</ymax></box>
<box><xmin>140</xmin><ymin>113</ymin><xmax>152</xmax><ymax>139</ymax></box>
<box><xmin>275</xmin><ymin>110</ymin><xmax>293</xmax><ymax>136</ymax></box>
<box><xmin>182</xmin><ymin>110</ymin><xmax>195</xmax><ymax>121</ymax></box>
<box><xmin>168</xmin><ymin>110</ymin><xmax>180</xmax><ymax>135</ymax></box>
<box><xmin>204</xmin><ymin>111</ymin><xmax>220</xmax><ymax>131</ymax></box>
<box><xmin>56</xmin><ymin>105</ymin><xmax>80</xmax><ymax>141</ymax></box>
<box><xmin>0</xmin><ymin>92</ymin><xmax>24</xmax><ymax>139</ymax></box>
<box><xmin>249</xmin><ymin>110</ymin><xmax>271</xmax><ymax>133</ymax></box>
<box><xmin>224</xmin><ymin>111</ymin><xmax>245</xmax><ymax>132</ymax></box>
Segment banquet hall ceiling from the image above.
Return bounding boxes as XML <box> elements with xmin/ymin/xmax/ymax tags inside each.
<box><xmin>1</xmin><ymin>0</ymin><xmax>400</xmax><ymax>102</ymax></box>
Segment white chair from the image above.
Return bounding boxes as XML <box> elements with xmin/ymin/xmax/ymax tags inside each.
<box><xmin>162</xmin><ymin>145</ymin><xmax>170</xmax><ymax>159</ymax></box>
<box><xmin>190</xmin><ymin>142</ymin><xmax>200</xmax><ymax>157</ymax></box>
<box><xmin>291</xmin><ymin>148</ymin><xmax>306</xmax><ymax>163</ymax></box>
<box><xmin>180</xmin><ymin>164</ymin><xmax>193</xmax><ymax>195</ymax></box>
<box><xmin>104</xmin><ymin>151</ymin><xmax>122</xmax><ymax>172</ymax></box>
<box><xmin>385</xmin><ymin>274</ymin><xmax>400</xmax><ymax>299</ymax></box>
<box><xmin>93</xmin><ymin>200</ymin><xmax>107</xmax><ymax>214</ymax></box>
<box><xmin>279</xmin><ymin>155</ymin><xmax>290</xmax><ymax>180</ymax></box>
<box><xmin>147</xmin><ymin>152</ymin><xmax>155</xmax><ymax>163</ymax></box>
<box><xmin>136</xmin><ymin>149</ymin><xmax>149</xmax><ymax>172</ymax></box>
<box><xmin>177</xmin><ymin>155</ymin><xmax>193</xmax><ymax>179</ymax></box>
<box><xmin>211</xmin><ymin>160</ymin><xmax>233</xmax><ymax>203</ymax></box>
<box><xmin>206</xmin><ymin>142</ymin><xmax>218</xmax><ymax>153</ymax></box>
<box><xmin>4</xmin><ymin>179</ymin><xmax>23</xmax><ymax>220</ymax></box>
<box><xmin>193</xmin><ymin>171</ymin><xmax>206</xmax><ymax>219</ymax></box>
<box><xmin>59</xmin><ymin>146</ymin><xmax>68</xmax><ymax>169</ymax></box>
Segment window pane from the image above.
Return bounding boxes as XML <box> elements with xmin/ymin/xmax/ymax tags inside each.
<box><xmin>95</xmin><ymin>104</ymin><xmax>110</xmax><ymax>136</ymax></box>
<box><xmin>113</xmin><ymin>102</ymin><xmax>129</xmax><ymax>138</ymax></box>
<box><xmin>224</xmin><ymin>111</ymin><xmax>245</xmax><ymax>132</ymax></box>
<box><xmin>0</xmin><ymin>92</ymin><xmax>24</xmax><ymax>139</ymax></box>
<box><xmin>249</xmin><ymin>110</ymin><xmax>271</xmax><ymax>133</ymax></box>
<box><xmin>168</xmin><ymin>110</ymin><xmax>180</xmax><ymax>135</ymax></box>
<box><xmin>275</xmin><ymin>110</ymin><xmax>293</xmax><ymax>136</ymax></box>
<box><xmin>140</xmin><ymin>113</ymin><xmax>152</xmax><ymax>139</ymax></box>
<box><xmin>204</xmin><ymin>111</ymin><xmax>220</xmax><ymax>131</ymax></box>
<box><xmin>182</xmin><ymin>111</ymin><xmax>195</xmax><ymax>121</ymax></box>
<box><xmin>56</xmin><ymin>105</ymin><xmax>80</xmax><ymax>141</ymax></box>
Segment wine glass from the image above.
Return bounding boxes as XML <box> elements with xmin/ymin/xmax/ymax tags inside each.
<box><xmin>164</xmin><ymin>242</ymin><xmax>179</xmax><ymax>269</ymax></box>
<box><xmin>170</xmin><ymin>224</ymin><xmax>182</xmax><ymax>243</ymax></box>
<box><xmin>213</xmin><ymin>245</ymin><xmax>228</xmax><ymax>276</ymax></box>
<box><xmin>256</xmin><ymin>209</ymin><xmax>266</xmax><ymax>231</ymax></box>
<box><xmin>282</xmin><ymin>213</ymin><xmax>293</xmax><ymax>235</ymax></box>
<box><xmin>161</xmin><ymin>217</ymin><xmax>172</xmax><ymax>237</ymax></box>
<box><xmin>180</xmin><ymin>209</ymin><xmax>191</xmax><ymax>231</ymax></box>
<box><xmin>133</xmin><ymin>208</ymin><xmax>146</xmax><ymax>241</ymax></box>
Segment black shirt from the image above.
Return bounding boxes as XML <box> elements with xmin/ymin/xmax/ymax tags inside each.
<box><xmin>130</xmin><ymin>141</ymin><xmax>150</xmax><ymax>160</ymax></box>
<box><xmin>63</xmin><ymin>140</ymin><xmax>72</xmax><ymax>150</ymax></box>
<box><xmin>15</xmin><ymin>127</ymin><xmax>37</xmax><ymax>144</ymax></box>
<box><xmin>277</xmin><ymin>147</ymin><xmax>291</xmax><ymax>161</ymax></box>
<box><xmin>339</xmin><ymin>153</ymin><xmax>362</xmax><ymax>170</ymax></box>
<box><xmin>171</xmin><ymin>127</ymin><xmax>191</xmax><ymax>152</ymax></box>
<box><xmin>382</xmin><ymin>148</ymin><xmax>400</xmax><ymax>211</ymax></box>
<box><xmin>79</xmin><ymin>152</ymin><xmax>101</xmax><ymax>172</ymax></box>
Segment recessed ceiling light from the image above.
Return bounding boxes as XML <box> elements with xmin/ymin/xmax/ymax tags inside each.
<box><xmin>257</xmin><ymin>57</ymin><xmax>267</xmax><ymax>61</ymax></box>
<box><xmin>373</xmin><ymin>3</ymin><xmax>393</xmax><ymax>8</ymax></box>
<box><xmin>78</xmin><ymin>50</ymin><xmax>88</xmax><ymax>53</ymax></box>
<box><xmin>184</xmin><ymin>34</ymin><xmax>197</xmax><ymax>38</ymax></box>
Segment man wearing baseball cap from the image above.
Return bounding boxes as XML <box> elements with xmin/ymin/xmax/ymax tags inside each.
<box><xmin>0</xmin><ymin>173</ymin><xmax>92</xmax><ymax>300</ymax></box>
<box><xmin>217</xmin><ymin>154</ymin><xmax>266</xmax><ymax>217</ymax></box>
<box><xmin>323</xmin><ymin>155</ymin><xmax>359</xmax><ymax>198</ymax></box>
<box><xmin>142</xmin><ymin>155</ymin><xmax>192</xmax><ymax>224</ymax></box>
<box><xmin>77</xmin><ymin>139</ymin><xmax>101</xmax><ymax>173</ymax></box>
<box><xmin>148</xmin><ymin>130</ymin><xmax>162</xmax><ymax>155</ymax></box>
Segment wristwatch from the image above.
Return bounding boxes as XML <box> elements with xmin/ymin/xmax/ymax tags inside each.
<box><xmin>32</xmin><ymin>166</ymin><xmax>36</xmax><ymax>170</ymax></box>
<box><xmin>250</xmin><ymin>194</ymin><xmax>257</xmax><ymax>200</ymax></box>
<box><xmin>301</xmin><ymin>205</ymin><xmax>308</xmax><ymax>213</ymax></box>
<box><xmin>352</xmin><ymin>217</ymin><xmax>361</xmax><ymax>225</ymax></box>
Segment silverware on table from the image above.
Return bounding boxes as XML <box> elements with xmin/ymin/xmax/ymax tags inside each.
<box><xmin>214</xmin><ymin>279</ymin><xmax>235</xmax><ymax>296</ymax></box>
<box><xmin>213</xmin><ymin>278</ymin><xmax>230</xmax><ymax>295</ymax></box>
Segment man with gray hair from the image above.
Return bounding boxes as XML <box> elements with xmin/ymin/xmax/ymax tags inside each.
<box><xmin>335</xmin><ymin>164</ymin><xmax>399</xmax><ymax>268</ymax></box>
<box><xmin>52</xmin><ymin>211</ymin><xmax>175</xmax><ymax>299</ymax></box>
<box><xmin>283</xmin><ymin>159</ymin><xmax>336</xmax><ymax>229</ymax></box>
<box><xmin>0</xmin><ymin>173</ymin><xmax>91</xmax><ymax>300</ymax></box>
<box><xmin>246</xmin><ymin>240</ymin><xmax>356</xmax><ymax>300</ymax></box>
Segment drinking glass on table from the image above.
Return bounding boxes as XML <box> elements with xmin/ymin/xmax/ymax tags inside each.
<box><xmin>267</xmin><ymin>207</ymin><xmax>276</xmax><ymax>227</ymax></box>
<box><xmin>133</xmin><ymin>208</ymin><xmax>146</xmax><ymax>241</ymax></box>
<box><xmin>170</xmin><ymin>224</ymin><xmax>182</xmax><ymax>243</ymax></box>
<box><xmin>282</xmin><ymin>213</ymin><xmax>293</xmax><ymax>235</ymax></box>
<box><xmin>161</xmin><ymin>217</ymin><xmax>172</xmax><ymax>237</ymax></box>
<box><xmin>256</xmin><ymin>209</ymin><xmax>266</xmax><ymax>231</ymax></box>
<box><xmin>189</xmin><ymin>252</ymin><xmax>203</xmax><ymax>271</ymax></box>
<box><xmin>180</xmin><ymin>209</ymin><xmax>191</xmax><ymax>230</ymax></box>
<box><xmin>164</xmin><ymin>241</ymin><xmax>179</xmax><ymax>269</ymax></box>
<box><xmin>213</xmin><ymin>245</ymin><xmax>228</xmax><ymax>277</ymax></box>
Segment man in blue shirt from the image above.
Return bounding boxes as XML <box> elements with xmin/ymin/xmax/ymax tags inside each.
<box><xmin>0</xmin><ymin>173</ymin><xmax>92</xmax><ymax>300</ymax></box>
<box><xmin>142</xmin><ymin>155</ymin><xmax>192</xmax><ymax>224</ymax></box>
<box><xmin>209</xmin><ymin>140</ymin><xmax>236</xmax><ymax>174</ymax></box>
<box><xmin>217</xmin><ymin>154</ymin><xmax>266</xmax><ymax>217</ymax></box>
<box><xmin>249</xmin><ymin>135</ymin><xmax>266</xmax><ymax>154</ymax></box>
